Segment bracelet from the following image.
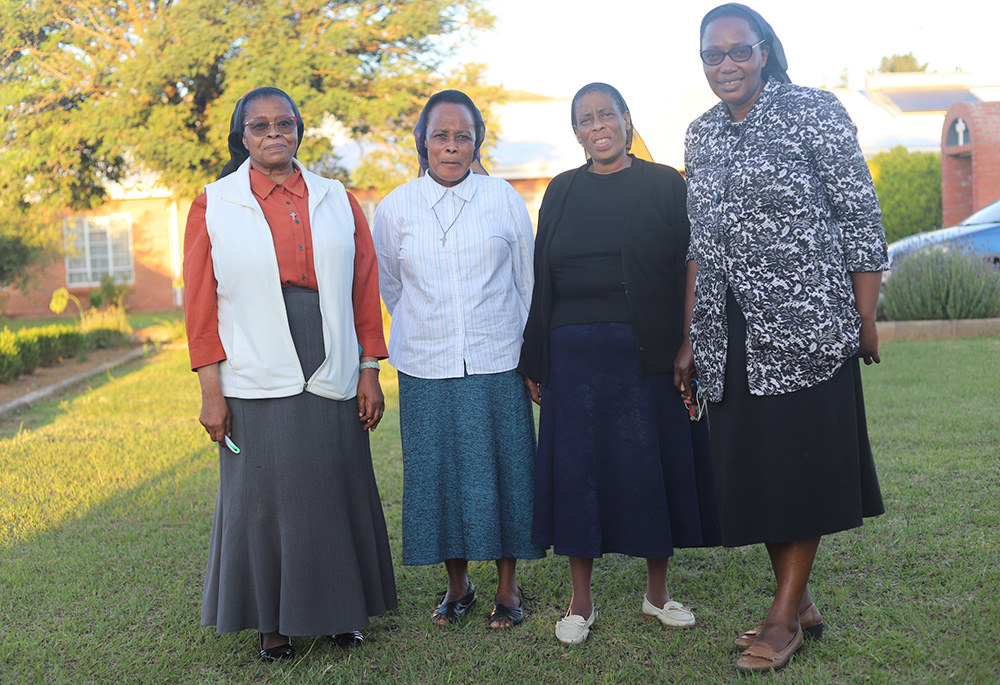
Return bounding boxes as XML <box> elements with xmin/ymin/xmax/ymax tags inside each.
<box><xmin>359</xmin><ymin>361</ymin><xmax>381</xmax><ymax>372</ymax></box>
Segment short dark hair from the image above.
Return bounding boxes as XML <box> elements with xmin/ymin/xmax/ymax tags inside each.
<box><xmin>570</xmin><ymin>82</ymin><xmax>633</xmax><ymax>151</ymax></box>
<box><xmin>220</xmin><ymin>87</ymin><xmax>304</xmax><ymax>179</ymax></box>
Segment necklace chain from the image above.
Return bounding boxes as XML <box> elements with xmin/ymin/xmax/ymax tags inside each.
<box><xmin>433</xmin><ymin>193</ymin><xmax>467</xmax><ymax>247</ymax></box>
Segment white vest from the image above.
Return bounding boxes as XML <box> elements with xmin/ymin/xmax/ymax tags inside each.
<box><xmin>204</xmin><ymin>159</ymin><xmax>359</xmax><ymax>400</ymax></box>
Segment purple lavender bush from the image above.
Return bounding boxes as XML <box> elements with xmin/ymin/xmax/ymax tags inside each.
<box><xmin>880</xmin><ymin>243</ymin><xmax>1000</xmax><ymax>321</ymax></box>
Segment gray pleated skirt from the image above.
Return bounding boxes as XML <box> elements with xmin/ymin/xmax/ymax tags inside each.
<box><xmin>201</xmin><ymin>286</ymin><xmax>397</xmax><ymax>636</ymax></box>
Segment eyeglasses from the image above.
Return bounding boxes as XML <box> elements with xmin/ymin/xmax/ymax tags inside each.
<box><xmin>700</xmin><ymin>39</ymin><xmax>766</xmax><ymax>66</ymax></box>
<box><xmin>244</xmin><ymin>116</ymin><xmax>298</xmax><ymax>137</ymax></box>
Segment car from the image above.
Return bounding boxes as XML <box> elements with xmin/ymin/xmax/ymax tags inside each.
<box><xmin>886</xmin><ymin>199</ymin><xmax>1000</xmax><ymax>270</ymax></box>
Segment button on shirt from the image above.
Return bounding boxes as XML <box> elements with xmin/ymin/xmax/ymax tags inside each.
<box><xmin>373</xmin><ymin>172</ymin><xmax>534</xmax><ymax>379</ymax></box>
<box><xmin>684</xmin><ymin>81</ymin><xmax>888</xmax><ymax>401</ymax></box>
<box><xmin>248</xmin><ymin>168</ymin><xmax>315</xmax><ymax>288</ymax></box>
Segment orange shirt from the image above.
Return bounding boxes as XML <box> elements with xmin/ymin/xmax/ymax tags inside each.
<box><xmin>184</xmin><ymin>166</ymin><xmax>387</xmax><ymax>370</ymax></box>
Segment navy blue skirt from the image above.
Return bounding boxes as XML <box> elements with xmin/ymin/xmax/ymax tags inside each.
<box><xmin>533</xmin><ymin>323</ymin><xmax>721</xmax><ymax>558</ymax></box>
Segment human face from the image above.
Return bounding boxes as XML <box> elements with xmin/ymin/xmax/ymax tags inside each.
<box><xmin>573</xmin><ymin>91</ymin><xmax>632</xmax><ymax>174</ymax></box>
<box><xmin>701</xmin><ymin>16</ymin><xmax>769</xmax><ymax>122</ymax></box>
<box><xmin>241</xmin><ymin>96</ymin><xmax>299</xmax><ymax>180</ymax></box>
<box><xmin>425</xmin><ymin>102</ymin><xmax>476</xmax><ymax>187</ymax></box>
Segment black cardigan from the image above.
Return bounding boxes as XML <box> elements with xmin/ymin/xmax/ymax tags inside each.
<box><xmin>518</xmin><ymin>157</ymin><xmax>691</xmax><ymax>384</ymax></box>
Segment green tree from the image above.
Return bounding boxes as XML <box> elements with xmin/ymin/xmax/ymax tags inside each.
<box><xmin>878</xmin><ymin>53</ymin><xmax>928</xmax><ymax>72</ymax></box>
<box><xmin>868</xmin><ymin>146</ymin><xmax>941</xmax><ymax>243</ymax></box>
<box><xmin>0</xmin><ymin>0</ymin><xmax>495</xmax><ymax>282</ymax></box>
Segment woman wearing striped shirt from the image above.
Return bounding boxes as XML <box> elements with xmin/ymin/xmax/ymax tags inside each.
<box><xmin>373</xmin><ymin>90</ymin><xmax>545</xmax><ymax>629</ymax></box>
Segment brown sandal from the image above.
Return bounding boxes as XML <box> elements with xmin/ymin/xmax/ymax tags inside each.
<box><xmin>734</xmin><ymin>602</ymin><xmax>824</xmax><ymax>649</ymax></box>
<box><xmin>736</xmin><ymin>626</ymin><xmax>804</xmax><ymax>673</ymax></box>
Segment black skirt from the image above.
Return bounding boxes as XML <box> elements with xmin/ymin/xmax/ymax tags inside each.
<box><xmin>709</xmin><ymin>289</ymin><xmax>884</xmax><ymax>547</ymax></box>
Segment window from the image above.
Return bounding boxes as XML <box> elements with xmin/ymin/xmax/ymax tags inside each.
<box><xmin>64</xmin><ymin>213</ymin><xmax>135</xmax><ymax>286</ymax></box>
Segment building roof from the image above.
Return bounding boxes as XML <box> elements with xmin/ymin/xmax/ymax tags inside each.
<box><xmin>326</xmin><ymin>71</ymin><xmax>999</xmax><ymax>182</ymax></box>
<box><xmin>864</xmin><ymin>70</ymin><xmax>988</xmax><ymax>114</ymax></box>
<box><xmin>869</xmin><ymin>87</ymin><xmax>979</xmax><ymax>113</ymax></box>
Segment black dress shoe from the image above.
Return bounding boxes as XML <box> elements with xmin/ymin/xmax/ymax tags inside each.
<box><xmin>258</xmin><ymin>634</ymin><xmax>295</xmax><ymax>662</ymax></box>
<box><xmin>431</xmin><ymin>583</ymin><xmax>477</xmax><ymax>624</ymax></box>
<box><xmin>330</xmin><ymin>631</ymin><xmax>364</xmax><ymax>648</ymax></box>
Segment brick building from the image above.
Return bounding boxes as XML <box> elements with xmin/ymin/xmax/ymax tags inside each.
<box><xmin>941</xmin><ymin>102</ymin><xmax>1000</xmax><ymax>226</ymax></box>
<box><xmin>2</xmin><ymin>185</ymin><xmax>191</xmax><ymax>318</ymax></box>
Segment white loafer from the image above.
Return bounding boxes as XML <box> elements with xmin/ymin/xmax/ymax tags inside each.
<box><xmin>642</xmin><ymin>595</ymin><xmax>696</xmax><ymax>628</ymax></box>
<box><xmin>555</xmin><ymin>607</ymin><xmax>597</xmax><ymax>644</ymax></box>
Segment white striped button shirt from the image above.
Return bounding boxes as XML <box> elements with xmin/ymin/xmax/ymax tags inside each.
<box><xmin>373</xmin><ymin>172</ymin><xmax>534</xmax><ymax>379</ymax></box>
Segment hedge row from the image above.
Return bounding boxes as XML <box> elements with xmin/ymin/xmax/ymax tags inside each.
<box><xmin>0</xmin><ymin>325</ymin><xmax>84</xmax><ymax>383</ymax></box>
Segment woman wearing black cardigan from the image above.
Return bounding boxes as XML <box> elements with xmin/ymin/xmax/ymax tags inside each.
<box><xmin>519</xmin><ymin>82</ymin><xmax>720</xmax><ymax>646</ymax></box>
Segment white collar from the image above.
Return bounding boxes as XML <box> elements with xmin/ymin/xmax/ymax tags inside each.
<box><xmin>420</xmin><ymin>170</ymin><xmax>478</xmax><ymax>208</ymax></box>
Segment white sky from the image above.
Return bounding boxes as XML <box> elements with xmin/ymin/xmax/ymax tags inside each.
<box><xmin>441</xmin><ymin>0</ymin><xmax>997</xmax><ymax>169</ymax></box>
<box><xmin>457</xmin><ymin>0</ymin><xmax>996</xmax><ymax>97</ymax></box>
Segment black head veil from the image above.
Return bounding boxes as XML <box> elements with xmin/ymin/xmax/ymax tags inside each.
<box><xmin>700</xmin><ymin>3</ymin><xmax>791</xmax><ymax>84</ymax></box>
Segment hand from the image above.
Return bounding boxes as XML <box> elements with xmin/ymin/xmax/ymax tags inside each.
<box><xmin>196</xmin><ymin>363</ymin><xmax>231</xmax><ymax>443</ymax></box>
<box><xmin>199</xmin><ymin>392</ymin><xmax>231</xmax><ymax>444</ymax></box>
<box><xmin>858</xmin><ymin>319</ymin><xmax>881</xmax><ymax>365</ymax></box>
<box><xmin>523</xmin><ymin>375</ymin><xmax>542</xmax><ymax>405</ymax></box>
<box><xmin>673</xmin><ymin>338</ymin><xmax>696</xmax><ymax>404</ymax></box>
<box><xmin>357</xmin><ymin>369</ymin><xmax>385</xmax><ymax>431</ymax></box>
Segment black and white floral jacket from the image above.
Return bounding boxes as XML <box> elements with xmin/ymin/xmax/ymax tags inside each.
<box><xmin>684</xmin><ymin>80</ymin><xmax>888</xmax><ymax>401</ymax></box>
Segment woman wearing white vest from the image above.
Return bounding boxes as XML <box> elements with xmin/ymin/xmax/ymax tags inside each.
<box><xmin>183</xmin><ymin>87</ymin><xmax>396</xmax><ymax>661</ymax></box>
<box><xmin>373</xmin><ymin>90</ymin><xmax>544</xmax><ymax>630</ymax></box>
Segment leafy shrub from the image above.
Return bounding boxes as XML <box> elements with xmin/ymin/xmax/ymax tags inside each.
<box><xmin>868</xmin><ymin>146</ymin><xmax>942</xmax><ymax>243</ymax></box>
<box><xmin>0</xmin><ymin>327</ymin><xmax>21</xmax><ymax>382</ymax></box>
<box><xmin>88</xmin><ymin>273</ymin><xmax>129</xmax><ymax>310</ymax></box>
<box><xmin>0</xmin><ymin>324</ymin><xmax>90</xmax><ymax>383</ymax></box>
<box><xmin>17</xmin><ymin>325</ymin><xmax>83</xmax><ymax>366</ymax></box>
<box><xmin>80</xmin><ymin>304</ymin><xmax>133</xmax><ymax>349</ymax></box>
<box><xmin>13</xmin><ymin>331</ymin><xmax>40</xmax><ymax>376</ymax></box>
<box><xmin>881</xmin><ymin>245</ymin><xmax>1000</xmax><ymax>321</ymax></box>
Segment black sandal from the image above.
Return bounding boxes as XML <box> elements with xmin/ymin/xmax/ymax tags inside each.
<box><xmin>431</xmin><ymin>583</ymin><xmax>477</xmax><ymax>624</ymax></box>
<box><xmin>330</xmin><ymin>631</ymin><xmax>364</xmax><ymax>648</ymax></box>
<box><xmin>487</xmin><ymin>587</ymin><xmax>528</xmax><ymax>628</ymax></box>
<box><xmin>486</xmin><ymin>601</ymin><xmax>525</xmax><ymax>628</ymax></box>
<box><xmin>258</xmin><ymin>634</ymin><xmax>295</xmax><ymax>662</ymax></box>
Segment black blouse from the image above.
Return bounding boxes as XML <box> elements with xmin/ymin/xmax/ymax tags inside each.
<box><xmin>519</xmin><ymin>157</ymin><xmax>691</xmax><ymax>384</ymax></box>
<box><xmin>549</xmin><ymin>164</ymin><xmax>638</xmax><ymax>329</ymax></box>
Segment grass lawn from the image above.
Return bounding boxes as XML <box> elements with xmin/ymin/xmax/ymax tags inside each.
<box><xmin>1</xmin><ymin>337</ymin><xmax>998</xmax><ymax>683</ymax></box>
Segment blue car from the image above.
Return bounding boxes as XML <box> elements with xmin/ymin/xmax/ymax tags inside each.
<box><xmin>887</xmin><ymin>199</ymin><xmax>1000</xmax><ymax>270</ymax></box>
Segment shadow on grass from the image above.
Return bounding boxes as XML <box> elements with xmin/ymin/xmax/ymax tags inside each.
<box><xmin>1</xmin><ymin>341</ymin><xmax>999</xmax><ymax>682</ymax></box>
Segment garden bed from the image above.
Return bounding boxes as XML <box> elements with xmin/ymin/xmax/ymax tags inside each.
<box><xmin>0</xmin><ymin>344</ymin><xmax>143</xmax><ymax>408</ymax></box>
